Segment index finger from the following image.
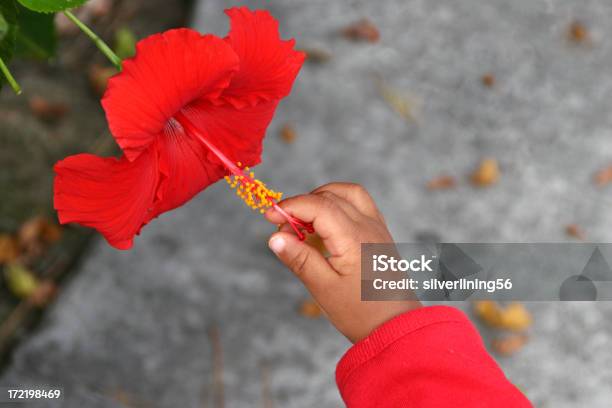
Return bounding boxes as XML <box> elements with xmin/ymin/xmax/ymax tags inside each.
<box><xmin>311</xmin><ymin>183</ymin><xmax>382</xmax><ymax>220</ymax></box>
<box><xmin>264</xmin><ymin>193</ymin><xmax>358</xmax><ymax>253</ymax></box>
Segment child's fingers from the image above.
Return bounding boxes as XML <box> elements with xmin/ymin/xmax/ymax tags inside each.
<box><xmin>313</xmin><ymin>191</ymin><xmax>362</xmax><ymax>220</ymax></box>
<box><xmin>311</xmin><ymin>183</ymin><xmax>381</xmax><ymax>220</ymax></box>
<box><xmin>264</xmin><ymin>194</ymin><xmax>356</xmax><ymax>242</ymax></box>
<box><xmin>265</xmin><ymin>208</ymin><xmax>295</xmax><ymax>225</ymax></box>
<box><xmin>268</xmin><ymin>231</ymin><xmax>338</xmax><ymax>292</ymax></box>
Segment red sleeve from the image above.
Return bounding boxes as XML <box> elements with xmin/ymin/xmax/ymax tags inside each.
<box><xmin>335</xmin><ymin>306</ymin><xmax>532</xmax><ymax>407</ymax></box>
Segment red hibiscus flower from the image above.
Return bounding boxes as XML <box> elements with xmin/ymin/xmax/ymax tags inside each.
<box><xmin>53</xmin><ymin>7</ymin><xmax>312</xmax><ymax>250</ymax></box>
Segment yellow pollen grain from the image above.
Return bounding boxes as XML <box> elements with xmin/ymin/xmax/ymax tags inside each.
<box><xmin>225</xmin><ymin>162</ymin><xmax>283</xmax><ymax>212</ymax></box>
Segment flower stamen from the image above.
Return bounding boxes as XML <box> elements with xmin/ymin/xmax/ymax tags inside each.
<box><xmin>224</xmin><ymin>164</ymin><xmax>283</xmax><ymax>213</ymax></box>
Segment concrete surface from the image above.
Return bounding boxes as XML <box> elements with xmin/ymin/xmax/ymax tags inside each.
<box><xmin>2</xmin><ymin>0</ymin><xmax>612</xmax><ymax>406</ymax></box>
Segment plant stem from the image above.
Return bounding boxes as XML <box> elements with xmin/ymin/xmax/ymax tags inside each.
<box><xmin>0</xmin><ymin>56</ymin><xmax>22</xmax><ymax>95</ymax></box>
<box><xmin>63</xmin><ymin>10</ymin><xmax>122</xmax><ymax>71</ymax></box>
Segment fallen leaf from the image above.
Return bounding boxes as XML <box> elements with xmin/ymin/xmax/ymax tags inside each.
<box><xmin>299</xmin><ymin>299</ymin><xmax>322</xmax><ymax>319</ymax></box>
<box><xmin>41</xmin><ymin>222</ymin><xmax>62</xmax><ymax>243</ymax></box>
<box><xmin>426</xmin><ymin>175</ymin><xmax>456</xmax><ymax>190</ymax></box>
<box><xmin>4</xmin><ymin>263</ymin><xmax>39</xmax><ymax>299</ymax></box>
<box><xmin>474</xmin><ymin>300</ymin><xmax>499</xmax><ymax>325</ymax></box>
<box><xmin>481</xmin><ymin>73</ymin><xmax>495</xmax><ymax>88</ymax></box>
<box><xmin>568</xmin><ymin>20</ymin><xmax>590</xmax><ymax>44</ymax></box>
<box><xmin>27</xmin><ymin>280</ymin><xmax>57</xmax><ymax>307</ymax></box>
<box><xmin>18</xmin><ymin>217</ymin><xmax>62</xmax><ymax>257</ymax></box>
<box><xmin>300</xmin><ymin>47</ymin><xmax>332</xmax><ymax>63</ymax></box>
<box><xmin>377</xmin><ymin>78</ymin><xmax>420</xmax><ymax>123</ymax></box>
<box><xmin>342</xmin><ymin>19</ymin><xmax>380</xmax><ymax>43</ymax></box>
<box><xmin>0</xmin><ymin>235</ymin><xmax>19</xmax><ymax>264</ymax></box>
<box><xmin>471</xmin><ymin>158</ymin><xmax>499</xmax><ymax>187</ymax></box>
<box><xmin>29</xmin><ymin>96</ymin><xmax>69</xmax><ymax>123</ymax></box>
<box><xmin>499</xmin><ymin>303</ymin><xmax>532</xmax><ymax>331</ymax></box>
<box><xmin>491</xmin><ymin>333</ymin><xmax>528</xmax><ymax>356</ymax></box>
<box><xmin>594</xmin><ymin>165</ymin><xmax>612</xmax><ymax>186</ymax></box>
<box><xmin>18</xmin><ymin>218</ymin><xmax>44</xmax><ymax>254</ymax></box>
<box><xmin>565</xmin><ymin>224</ymin><xmax>585</xmax><ymax>240</ymax></box>
<box><xmin>280</xmin><ymin>123</ymin><xmax>297</xmax><ymax>144</ymax></box>
<box><xmin>473</xmin><ymin>301</ymin><xmax>532</xmax><ymax>332</ymax></box>
<box><xmin>19</xmin><ymin>216</ymin><xmax>60</xmax><ymax>245</ymax></box>
<box><xmin>88</xmin><ymin>64</ymin><xmax>118</xmax><ymax>96</ymax></box>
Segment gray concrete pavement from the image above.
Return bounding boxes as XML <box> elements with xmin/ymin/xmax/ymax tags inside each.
<box><xmin>2</xmin><ymin>1</ymin><xmax>612</xmax><ymax>406</ymax></box>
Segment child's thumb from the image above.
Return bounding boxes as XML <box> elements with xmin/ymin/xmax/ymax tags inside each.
<box><xmin>268</xmin><ymin>232</ymin><xmax>337</xmax><ymax>291</ymax></box>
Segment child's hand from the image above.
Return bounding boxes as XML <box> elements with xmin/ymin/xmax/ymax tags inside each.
<box><xmin>265</xmin><ymin>183</ymin><xmax>421</xmax><ymax>343</ymax></box>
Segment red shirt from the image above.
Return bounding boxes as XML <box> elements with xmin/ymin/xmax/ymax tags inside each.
<box><xmin>336</xmin><ymin>306</ymin><xmax>532</xmax><ymax>407</ymax></box>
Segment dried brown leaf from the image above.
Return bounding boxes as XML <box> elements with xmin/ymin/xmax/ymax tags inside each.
<box><xmin>279</xmin><ymin>123</ymin><xmax>297</xmax><ymax>144</ymax></box>
<box><xmin>491</xmin><ymin>333</ymin><xmax>528</xmax><ymax>356</ymax></box>
<box><xmin>299</xmin><ymin>299</ymin><xmax>322</xmax><ymax>319</ymax></box>
<box><xmin>19</xmin><ymin>217</ymin><xmax>44</xmax><ymax>250</ymax></box>
<box><xmin>426</xmin><ymin>175</ymin><xmax>456</xmax><ymax>190</ymax></box>
<box><xmin>18</xmin><ymin>217</ymin><xmax>62</xmax><ymax>257</ymax></box>
<box><xmin>377</xmin><ymin>79</ymin><xmax>420</xmax><ymax>123</ymax></box>
<box><xmin>19</xmin><ymin>217</ymin><xmax>56</xmax><ymax>245</ymax></box>
<box><xmin>27</xmin><ymin>280</ymin><xmax>57</xmax><ymax>307</ymax></box>
<box><xmin>474</xmin><ymin>300</ymin><xmax>500</xmax><ymax>325</ymax></box>
<box><xmin>300</xmin><ymin>47</ymin><xmax>332</xmax><ymax>63</ymax></box>
<box><xmin>471</xmin><ymin>158</ymin><xmax>500</xmax><ymax>187</ymax></box>
<box><xmin>565</xmin><ymin>224</ymin><xmax>585</xmax><ymax>240</ymax></box>
<box><xmin>493</xmin><ymin>302</ymin><xmax>532</xmax><ymax>332</ymax></box>
<box><xmin>42</xmin><ymin>222</ymin><xmax>62</xmax><ymax>243</ymax></box>
<box><xmin>594</xmin><ymin>165</ymin><xmax>612</xmax><ymax>186</ymax></box>
<box><xmin>568</xmin><ymin>21</ymin><xmax>590</xmax><ymax>44</ymax></box>
<box><xmin>29</xmin><ymin>96</ymin><xmax>69</xmax><ymax>123</ymax></box>
<box><xmin>342</xmin><ymin>19</ymin><xmax>380</xmax><ymax>43</ymax></box>
<box><xmin>0</xmin><ymin>234</ymin><xmax>19</xmax><ymax>264</ymax></box>
<box><xmin>481</xmin><ymin>73</ymin><xmax>495</xmax><ymax>88</ymax></box>
<box><xmin>473</xmin><ymin>301</ymin><xmax>532</xmax><ymax>332</ymax></box>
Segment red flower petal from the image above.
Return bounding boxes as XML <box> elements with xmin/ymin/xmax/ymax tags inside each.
<box><xmin>149</xmin><ymin>122</ymin><xmax>227</xmax><ymax>216</ymax></box>
<box><xmin>182</xmin><ymin>98</ymin><xmax>279</xmax><ymax>169</ymax></box>
<box><xmin>102</xmin><ymin>29</ymin><xmax>239</xmax><ymax>161</ymax></box>
<box><xmin>54</xmin><ymin>150</ymin><xmax>160</xmax><ymax>249</ymax></box>
<box><xmin>221</xmin><ymin>7</ymin><xmax>306</xmax><ymax>108</ymax></box>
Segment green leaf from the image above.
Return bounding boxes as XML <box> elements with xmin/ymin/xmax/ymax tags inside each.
<box><xmin>16</xmin><ymin>0</ymin><xmax>88</xmax><ymax>13</ymax></box>
<box><xmin>114</xmin><ymin>27</ymin><xmax>136</xmax><ymax>60</ymax></box>
<box><xmin>5</xmin><ymin>262</ymin><xmax>39</xmax><ymax>299</ymax></box>
<box><xmin>0</xmin><ymin>13</ymin><xmax>9</xmax><ymax>42</ymax></box>
<box><xmin>15</xmin><ymin>4</ymin><xmax>56</xmax><ymax>59</ymax></box>
<box><xmin>0</xmin><ymin>0</ymin><xmax>18</xmax><ymax>91</ymax></box>
<box><xmin>0</xmin><ymin>1</ymin><xmax>17</xmax><ymax>59</ymax></box>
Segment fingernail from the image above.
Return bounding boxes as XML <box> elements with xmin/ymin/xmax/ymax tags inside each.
<box><xmin>269</xmin><ymin>236</ymin><xmax>286</xmax><ymax>254</ymax></box>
